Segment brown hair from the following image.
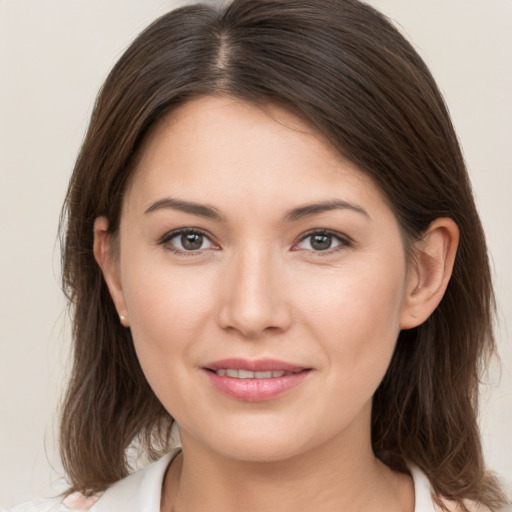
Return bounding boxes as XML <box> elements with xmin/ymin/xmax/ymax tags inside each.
<box><xmin>60</xmin><ymin>0</ymin><xmax>507</xmax><ymax>509</ymax></box>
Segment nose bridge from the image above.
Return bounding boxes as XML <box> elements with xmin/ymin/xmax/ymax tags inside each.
<box><xmin>217</xmin><ymin>241</ymin><xmax>290</xmax><ymax>338</ymax></box>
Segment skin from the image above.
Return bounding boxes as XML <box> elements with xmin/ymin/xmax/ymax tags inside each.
<box><xmin>94</xmin><ymin>96</ymin><xmax>459</xmax><ymax>512</ymax></box>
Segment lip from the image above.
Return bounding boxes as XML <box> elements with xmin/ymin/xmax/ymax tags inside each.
<box><xmin>203</xmin><ymin>358</ymin><xmax>312</xmax><ymax>402</ymax></box>
<box><xmin>204</xmin><ymin>358</ymin><xmax>307</xmax><ymax>373</ymax></box>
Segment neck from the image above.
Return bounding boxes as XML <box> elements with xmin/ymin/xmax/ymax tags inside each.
<box><xmin>162</xmin><ymin>419</ymin><xmax>414</xmax><ymax>512</ymax></box>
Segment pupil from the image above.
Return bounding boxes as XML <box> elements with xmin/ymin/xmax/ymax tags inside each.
<box><xmin>182</xmin><ymin>233</ymin><xmax>203</xmax><ymax>250</ymax></box>
<box><xmin>311</xmin><ymin>234</ymin><xmax>331</xmax><ymax>251</ymax></box>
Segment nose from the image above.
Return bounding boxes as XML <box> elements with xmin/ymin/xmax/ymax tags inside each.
<box><xmin>216</xmin><ymin>245</ymin><xmax>293</xmax><ymax>339</ymax></box>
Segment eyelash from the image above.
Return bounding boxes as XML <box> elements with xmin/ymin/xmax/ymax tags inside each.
<box><xmin>158</xmin><ymin>228</ymin><xmax>217</xmax><ymax>257</ymax></box>
<box><xmin>293</xmin><ymin>229</ymin><xmax>352</xmax><ymax>255</ymax></box>
<box><xmin>158</xmin><ymin>228</ymin><xmax>352</xmax><ymax>256</ymax></box>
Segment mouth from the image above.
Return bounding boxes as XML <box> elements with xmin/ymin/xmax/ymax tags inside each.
<box><xmin>204</xmin><ymin>357</ymin><xmax>309</xmax><ymax>373</ymax></box>
<box><xmin>203</xmin><ymin>358</ymin><xmax>312</xmax><ymax>401</ymax></box>
<box><xmin>208</xmin><ymin>369</ymin><xmax>299</xmax><ymax>379</ymax></box>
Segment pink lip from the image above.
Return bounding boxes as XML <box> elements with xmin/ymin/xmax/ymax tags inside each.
<box><xmin>203</xmin><ymin>358</ymin><xmax>312</xmax><ymax>402</ymax></box>
<box><xmin>205</xmin><ymin>358</ymin><xmax>307</xmax><ymax>373</ymax></box>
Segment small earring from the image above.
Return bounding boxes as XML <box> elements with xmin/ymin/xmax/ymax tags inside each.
<box><xmin>119</xmin><ymin>314</ymin><xmax>129</xmax><ymax>326</ymax></box>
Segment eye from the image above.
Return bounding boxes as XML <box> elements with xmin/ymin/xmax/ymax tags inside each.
<box><xmin>160</xmin><ymin>229</ymin><xmax>217</xmax><ymax>253</ymax></box>
<box><xmin>294</xmin><ymin>230</ymin><xmax>350</xmax><ymax>253</ymax></box>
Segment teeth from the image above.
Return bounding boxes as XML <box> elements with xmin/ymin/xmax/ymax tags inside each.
<box><xmin>214</xmin><ymin>369</ymin><xmax>290</xmax><ymax>379</ymax></box>
<box><xmin>255</xmin><ymin>371</ymin><xmax>272</xmax><ymax>378</ymax></box>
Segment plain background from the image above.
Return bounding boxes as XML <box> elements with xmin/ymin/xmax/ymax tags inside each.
<box><xmin>1</xmin><ymin>0</ymin><xmax>511</xmax><ymax>507</ymax></box>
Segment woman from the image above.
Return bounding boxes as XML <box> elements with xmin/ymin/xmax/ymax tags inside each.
<box><xmin>4</xmin><ymin>0</ymin><xmax>509</xmax><ymax>510</ymax></box>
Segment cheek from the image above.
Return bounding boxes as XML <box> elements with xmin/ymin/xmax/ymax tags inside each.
<box><xmin>297</xmin><ymin>258</ymin><xmax>406</xmax><ymax>381</ymax></box>
<box><xmin>120</xmin><ymin>257</ymin><xmax>215</xmax><ymax>369</ymax></box>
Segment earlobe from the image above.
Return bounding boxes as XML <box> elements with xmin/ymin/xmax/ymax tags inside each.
<box><xmin>400</xmin><ymin>218</ymin><xmax>459</xmax><ymax>330</ymax></box>
<box><xmin>93</xmin><ymin>217</ymin><xmax>130</xmax><ymax>326</ymax></box>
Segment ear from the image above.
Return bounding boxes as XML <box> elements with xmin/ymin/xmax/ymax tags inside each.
<box><xmin>93</xmin><ymin>216</ymin><xmax>130</xmax><ymax>327</ymax></box>
<box><xmin>400</xmin><ymin>218</ymin><xmax>459</xmax><ymax>330</ymax></box>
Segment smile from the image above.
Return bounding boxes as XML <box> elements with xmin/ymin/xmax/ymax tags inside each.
<box><xmin>213</xmin><ymin>369</ymin><xmax>294</xmax><ymax>378</ymax></box>
<box><xmin>203</xmin><ymin>359</ymin><xmax>312</xmax><ymax>401</ymax></box>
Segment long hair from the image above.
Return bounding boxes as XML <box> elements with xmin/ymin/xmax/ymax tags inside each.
<box><xmin>60</xmin><ymin>0</ymin><xmax>507</xmax><ymax>509</ymax></box>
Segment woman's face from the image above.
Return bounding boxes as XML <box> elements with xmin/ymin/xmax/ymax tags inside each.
<box><xmin>108</xmin><ymin>96</ymin><xmax>415</xmax><ymax>461</ymax></box>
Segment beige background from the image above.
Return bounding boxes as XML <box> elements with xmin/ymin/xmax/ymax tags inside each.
<box><xmin>1</xmin><ymin>0</ymin><xmax>511</xmax><ymax>507</ymax></box>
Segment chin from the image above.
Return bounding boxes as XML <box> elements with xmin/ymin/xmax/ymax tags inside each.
<box><xmin>216</xmin><ymin>436</ymin><xmax>311</xmax><ymax>463</ymax></box>
<box><xmin>180</xmin><ymin>414</ymin><xmax>322</xmax><ymax>464</ymax></box>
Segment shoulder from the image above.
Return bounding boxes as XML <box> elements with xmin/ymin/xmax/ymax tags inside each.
<box><xmin>409</xmin><ymin>464</ymin><xmax>496</xmax><ymax>512</ymax></box>
<box><xmin>435</xmin><ymin>499</ymin><xmax>494</xmax><ymax>512</ymax></box>
<box><xmin>435</xmin><ymin>501</ymin><xmax>493</xmax><ymax>512</ymax></box>
<box><xmin>3</xmin><ymin>449</ymin><xmax>179</xmax><ymax>512</ymax></box>
<box><xmin>1</xmin><ymin>498</ymin><xmax>64</xmax><ymax>512</ymax></box>
<box><xmin>1</xmin><ymin>494</ymin><xmax>101</xmax><ymax>512</ymax></box>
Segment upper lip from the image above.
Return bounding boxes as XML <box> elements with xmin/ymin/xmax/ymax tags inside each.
<box><xmin>204</xmin><ymin>358</ymin><xmax>309</xmax><ymax>373</ymax></box>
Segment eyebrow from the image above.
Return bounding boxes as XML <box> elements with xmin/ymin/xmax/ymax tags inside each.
<box><xmin>144</xmin><ymin>197</ymin><xmax>369</xmax><ymax>222</ymax></box>
<box><xmin>144</xmin><ymin>197</ymin><xmax>226</xmax><ymax>221</ymax></box>
<box><xmin>284</xmin><ymin>200</ymin><xmax>370</xmax><ymax>222</ymax></box>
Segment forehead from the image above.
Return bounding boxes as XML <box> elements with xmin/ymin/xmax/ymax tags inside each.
<box><xmin>125</xmin><ymin>96</ymin><xmax>388</xmax><ymax>219</ymax></box>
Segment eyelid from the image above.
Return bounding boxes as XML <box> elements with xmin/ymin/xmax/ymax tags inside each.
<box><xmin>292</xmin><ymin>229</ymin><xmax>352</xmax><ymax>253</ymax></box>
<box><xmin>157</xmin><ymin>227</ymin><xmax>352</xmax><ymax>256</ymax></box>
<box><xmin>158</xmin><ymin>227</ymin><xmax>219</xmax><ymax>255</ymax></box>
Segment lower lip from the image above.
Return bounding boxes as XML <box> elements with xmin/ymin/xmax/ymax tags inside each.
<box><xmin>204</xmin><ymin>370</ymin><xmax>311</xmax><ymax>402</ymax></box>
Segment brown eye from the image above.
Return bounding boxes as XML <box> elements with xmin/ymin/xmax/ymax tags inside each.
<box><xmin>310</xmin><ymin>234</ymin><xmax>333</xmax><ymax>251</ymax></box>
<box><xmin>162</xmin><ymin>229</ymin><xmax>215</xmax><ymax>253</ymax></box>
<box><xmin>294</xmin><ymin>230</ymin><xmax>349</xmax><ymax>253</ymax></box>
<box><xmin>181</xmin><ymin>232</ymin><xmax>204</xmax><ymax>250</ymax></box>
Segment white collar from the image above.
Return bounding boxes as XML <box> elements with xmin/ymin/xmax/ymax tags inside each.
<box><xmin>91</xmin><ymin>451</ymin><xmax>435</xmax><ymax>512</ymax></box>
<box><xmin>409</xmin><ymin>464</ymin><xmax>436</xmax><ymax>511</ymax></box>
<box><xmin>91</xmin><ymin>449</ymin><xmax>179</xmax><ymax>512</ymax></box>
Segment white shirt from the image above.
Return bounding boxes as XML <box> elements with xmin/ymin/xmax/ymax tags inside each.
<box><xmin>3</xmin><ymin>449</ymin><xmax>437</xmax><ymax>511</ymax></box>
